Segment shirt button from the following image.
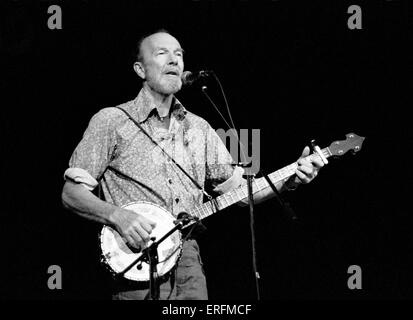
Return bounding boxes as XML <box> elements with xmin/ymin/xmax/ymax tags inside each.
<box><xmin>175</xmin><ymin>198</ymin><xmax>180</xmax><ymax>203</ymax></box>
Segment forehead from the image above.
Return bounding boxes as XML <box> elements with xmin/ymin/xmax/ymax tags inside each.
<box><xmin>141</xmin><ymin>32</ymin><xmax>182</xmax><ymax>52</ymax></box>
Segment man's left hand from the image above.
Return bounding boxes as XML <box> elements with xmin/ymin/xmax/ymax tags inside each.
<box><xmin>289</xmin><ymin>146</ymin><xmax>325</xmax><ymax>187</ymax></box>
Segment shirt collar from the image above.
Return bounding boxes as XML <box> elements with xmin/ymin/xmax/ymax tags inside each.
<box><xmin>134</xmin><ymin>87</ymin><xmax>187</xmax><ymax>123</ymax></box>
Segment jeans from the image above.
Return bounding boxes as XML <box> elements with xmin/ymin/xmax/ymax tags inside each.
<box><xmin>112</xmin><ymin>239</ymin><xmax>208</xmax><ymax>300</ymax></box>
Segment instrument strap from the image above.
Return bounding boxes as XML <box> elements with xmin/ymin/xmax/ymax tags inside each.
<box><xmin>115</xmin><ymin>107</ymin><xmax>213</xmax><ymax>200</ymax></box>
<box><xmin>263</xmin><ymin>174</ymin><xmax>297</xmax><ymax>220</ymax></box>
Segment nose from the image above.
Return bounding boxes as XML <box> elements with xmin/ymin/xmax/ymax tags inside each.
<box><xmin>168</xmin><ymin>52</ymin><xmax>178</xmax><ymax>65</ymax></box>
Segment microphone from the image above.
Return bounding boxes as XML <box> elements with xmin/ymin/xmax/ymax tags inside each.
<box><xmin>181</xmin><ymin>70</ymin><xmax>212</xmax><ymax>86</ymax></box>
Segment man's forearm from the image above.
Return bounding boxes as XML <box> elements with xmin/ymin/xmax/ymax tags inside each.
<box><xmin>251</xmin><ymin>176</ymin><xmax>284</xmax><ymax>204</ymax></box>
<box><xmin>61</xmin><ymin>180</ymin><xmax>117</xmax><ymax>226</ymax></box>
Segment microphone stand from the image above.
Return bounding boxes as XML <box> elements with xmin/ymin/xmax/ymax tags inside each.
<box><xmin>201</xmin><ymin>81</ymin><xmax>262</xmax><ymax>300</ymax></box>
<box><xmin>238</xmin><ymin>161</ymin><xmax>261</xmax><ymax>300</ymax></box>
<box><xmin>195</xmin><ymin>72</ymin><xmax>301</xmax><ymax>301</ymax></box>
<box><xmin>117</xmin><ymin>213</ymin><xmax>195</xmax><ymax>300</ymax></box>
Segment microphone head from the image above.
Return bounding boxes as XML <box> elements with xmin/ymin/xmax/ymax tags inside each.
<box><xmin>181</xmin><ymin>71</ymin><xmax>193</xmax><ymax>85</ymax></box>
<box><xmin>182</xmin><ymin>70</ymin><xmax>193</xmax><ymax>77</ymax></box>
<box><xmin>181</xmin><ymin>70</ymin><xmax>212</xmax><ymax>86</ymax></box>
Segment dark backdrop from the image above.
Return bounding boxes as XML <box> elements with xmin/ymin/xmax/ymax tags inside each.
<box><xmin>1</xmin><ymin>0</ymin><xmax>410</xmax><ymax>300</ymax></box>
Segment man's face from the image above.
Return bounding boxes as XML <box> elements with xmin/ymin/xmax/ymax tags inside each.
<box><xmin>137</xmin><ymin>32</ymin><xmax>184</xmax><ymax>95</ymax></box>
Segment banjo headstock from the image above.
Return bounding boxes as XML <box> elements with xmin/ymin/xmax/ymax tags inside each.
<box><xmin>327</xmin><ymin>133</ymin><xmax>365</xmax><ymax>158</ymax></box>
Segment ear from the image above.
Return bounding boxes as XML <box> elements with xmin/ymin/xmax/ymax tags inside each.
<box><xmin>133</xmin><ymin>62</ymin><xmax>146</xmax><ymax>80</ymax></box>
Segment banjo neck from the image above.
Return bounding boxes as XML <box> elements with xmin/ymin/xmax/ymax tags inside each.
<box><xmin>186</xmin><ymin>147</ymin><xmax>332</xmax><ymax>226</ymax></box>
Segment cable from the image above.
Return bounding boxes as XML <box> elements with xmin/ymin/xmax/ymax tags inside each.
<box><xmin>202</xmin><ymin>71</ymin><xmax>249</xmax><ymax>166</ymax></box>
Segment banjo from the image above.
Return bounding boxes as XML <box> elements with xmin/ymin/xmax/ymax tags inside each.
<box><xmin>100</xmin><ymin>133</ymin><xmax>365</xmax><ymax>282</ymax></box>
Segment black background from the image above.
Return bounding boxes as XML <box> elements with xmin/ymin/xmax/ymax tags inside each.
<box><xmin>0</xmin><ymin>0</ymin><xmax>410</xmax><ymax>300</ymax></box>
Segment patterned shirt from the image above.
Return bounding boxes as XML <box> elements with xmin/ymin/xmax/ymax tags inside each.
<box><xmin>64</xmin><ymin>87</ymin><xmax>244</xmax><ymax>217</ymax></box>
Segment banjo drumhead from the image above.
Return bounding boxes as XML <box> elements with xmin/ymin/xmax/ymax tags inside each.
<box><xmin>100</xmin><ymin>201</ymin><xmax>182</xmax><ymax>282</ymax></box>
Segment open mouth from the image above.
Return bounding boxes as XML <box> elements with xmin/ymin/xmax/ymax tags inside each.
<box><xmin>164</xmin><ymin>70</ymin><xmax>179</xmax><ymax>76</ymax></box>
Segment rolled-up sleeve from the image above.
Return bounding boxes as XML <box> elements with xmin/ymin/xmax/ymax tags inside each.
<box><xmin>212</xmin><ymin>165</ymin><xmax>245</xmax><ymax>195</ymax></box>
<box><xmin>63</xmin><ymin>168</ymin><xmax>98</xmax><ymax>191</ymax></box>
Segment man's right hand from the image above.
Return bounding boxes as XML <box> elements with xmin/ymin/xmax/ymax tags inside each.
<box><xmin>110</xmin><ymin>207</ymin><xmax>157</xmax><ymax>250</ymax></box>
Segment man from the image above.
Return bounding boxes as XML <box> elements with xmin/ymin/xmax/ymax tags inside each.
<box><xmin>61</xmin><ymin>29</ymin><xmax>324</xmax><ymax>300</ymax></box>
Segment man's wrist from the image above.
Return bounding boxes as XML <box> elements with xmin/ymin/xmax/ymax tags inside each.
<box><xmin>108</xmin><ymin>206</ymin><xmax>121</xmax><ymax>227</ymax></box>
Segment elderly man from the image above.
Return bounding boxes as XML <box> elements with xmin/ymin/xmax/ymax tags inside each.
<box><xmin>61</xmin><ymin>29</ymin><xmax>324</xmax><ymax>300</ymax></box>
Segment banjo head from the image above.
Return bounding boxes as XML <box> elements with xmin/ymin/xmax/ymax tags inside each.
<box><xmin>100</xmin><ymin>201</ymin><xmax>182</xmax><ymax>282</ymax></box>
